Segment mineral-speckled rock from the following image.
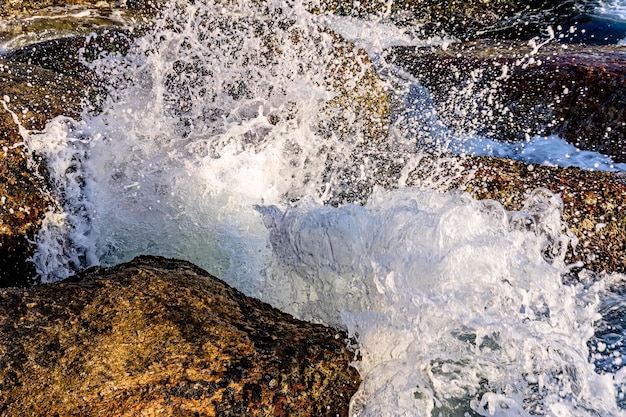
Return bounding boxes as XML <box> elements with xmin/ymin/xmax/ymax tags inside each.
<box><xmin>4</xmin><ymin>30</ymin><xmax>135</xmax><ymax>86</ymax></box>
<box><xmin>0</xmin><ymin>60</ymin><xmax>86</xmax><ymax>287</ymax></box>
<box><xmin>388</xmin><ymin>42</ymin><xmax>626</xmax><ymax>163</ymax></box>
<box><xmin>423</xmin><ymin>156</ymin><xmax>626</xmax><ymax>275</ymax></box>
<box><xmin>0</xmin><ymin>255</ymin><xmax>360</xmax><ymax>416</ymax></box>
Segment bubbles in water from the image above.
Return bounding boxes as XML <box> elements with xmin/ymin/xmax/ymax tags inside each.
<box><xmin>17</xmin><ymin>0</ymin><xmax>626</xmax><ymax>415</ymax></box>
<box><xmin>259</xmin><ymin>187</ymin><xmax>621</xmax><ymax>416</ymax></box>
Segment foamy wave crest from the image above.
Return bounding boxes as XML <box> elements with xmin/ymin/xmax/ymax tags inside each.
<box><xmin>258</xmin><ymin>187</ymin><xmax>622</xmax><ymax>416</ymax></box>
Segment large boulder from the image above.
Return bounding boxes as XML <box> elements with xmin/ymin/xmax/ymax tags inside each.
<box><xmin>0</xmin><ymin>60</ymin><xmax>86</xmax><ymax>287</ymax></box>
<box><xmin>0</xmin><ymin>255</ymin><xmax>360</xmax><ymax>416</ymax></box>
<box><xmin>388</xmin><ymin>42</ymin><xmax>626</xmax><ymax>163</ymax></box>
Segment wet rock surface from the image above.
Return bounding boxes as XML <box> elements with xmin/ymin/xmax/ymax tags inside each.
<box><xmin>388</xmin><ymin>41</ymin><xmax>626</xmax><ymax>163</ymax></box>
<box><xmin>316</xmin><ymin>0</ymin><xmax>582</xmax><ymax>40</ymax></box>
<box><xmin>0</xmin><ymin>255</ymin><xmax>359</xmax><ymax>416</ymax></box>
<box><xmin>0</xmin><ymin>0</ymin><xmax>159</xmax><ymax>19</ymax></box>
<box><xmin>4</xmin><ymin>29</ymin><xmax>136</xmax><ymax>86</ymax></box>
<box><xmin>0</xmin><ymin>60</ymin><xmax>86</xmax><ymax>287</ymax></box>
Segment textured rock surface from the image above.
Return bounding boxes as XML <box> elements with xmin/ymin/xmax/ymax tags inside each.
<box><xmin>388</xmin><ymin>42</ymin><xmax>626</xmax><ymax>163</ymax></box>
<box><xmin>453</xmin><ymin>156</ymin><xmax>626</xmax><ymax>275</ymax></box>
<box><xmin>315</xmin><ymin>0</ymin><xmax>579</xmax><ymax>40</ymax></box>
<box><xmin>4</xmin><ymin>30</ymin><xmax>135</xmax><ymax>86</ymax></box>
<box><xmin>0</xmin><ymin>255</ymin><xmax>360</xmax><ymax>416</ymax></box>
<box><xmin>0</xmin><ymin>60</ymin><xmax>86</xmax><ymax>287</ymax></box>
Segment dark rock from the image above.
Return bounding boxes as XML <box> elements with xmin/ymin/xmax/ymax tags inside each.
<box><xmin>0</xmin><ymin>255</ymin><xmax>359</xmax><ymax>416</ymax></box>
<box><xmin>406</xmin><ymin>155</ymin><xmax>626</xmax><ymax>275</ymax></box>
<box><xmin>315</xmin><ymin>0</ymin><xmax>582</xmax><ymax>41</ymax></box>
<box><xmin>4</xmin><ymin>30</ymin><xmax>136</xmax><ymax>86</ymax></box>
<box><xmin>388</xmin><ymin>41</ymin><xmax>626</xmax><ymax>163</ymax></box>
<box><xmin>0</xmin><ymin>60</ymin><xmax>87</xmax><ymax>287</ymax></box>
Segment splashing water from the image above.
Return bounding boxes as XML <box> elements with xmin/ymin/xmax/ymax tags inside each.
<box><xmin>597</xmin><ymin>0</ymin><xmax>626</xmax><ymax>22</ymax></box>
<box><xmin>20</xmin><ymin>0</ymin><xmax>626</xmax><ymax>415</ymax></box>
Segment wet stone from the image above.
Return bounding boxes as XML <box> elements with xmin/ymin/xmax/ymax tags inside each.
<box><xmin>0</xmin><ymin>60</ymin><xmax>86</xmax><ymax>287</ymax></box>
<box><xmin>445</xmin><ymin>155</ymin><xmax>626</xmax><ymax>275</ymax></box>
<box><xmin>388</xmin><ymin>41</ymin><xmax>626</xmax><ymax>164</ymax></box>
<box><xmin>0</xmin><ymin>255</ymin><xmax>360</xmax><ymax>416</ymax></box>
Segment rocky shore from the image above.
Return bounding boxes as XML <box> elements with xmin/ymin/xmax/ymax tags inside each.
<box><xmin>387</xmin><ymin>41</ymin><xmax>626</xmax><ymax>163</ymax></box>
<box><xmin>1</xmin><ymin>0</ymin><xmax>626</xmax><ymax>414</ymax></box>
<box><xmin>0</xmin><ymin>60</ymin><xmax>86</xmax><ymax>287</ymax></box>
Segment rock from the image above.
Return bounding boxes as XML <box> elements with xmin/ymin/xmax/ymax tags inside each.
<box><xmin>314</xmin><ymin>0</ymin><xmax>581</xmax><ymax>41</ymax></box>
<box><xmin>4</xmin><ymin>30</ymin><xmax>136</xmax><ymax>86</ymax></box>
<box><xmin>319</xmin><ymin>29</ymin><xmax>392</xmax><ymax>204</ymax></box>
<box><xmin>0</xmin><ymin>255</ymin><xmax>359</xmax><ymax>416</ymax></box>
<box><xmin>0</xmin><ymin>60</ymin><xmax>87</xmax><ymax>287</ymax></box>
<box><xmin>406</xmin><ymin>155</ymin><xmax>626</xmax><ymax>275</ymax></box>
<box><xmin>388</xmin><ymin>41</ymin><xmax>626</xmax><ymax>163</ymax></box>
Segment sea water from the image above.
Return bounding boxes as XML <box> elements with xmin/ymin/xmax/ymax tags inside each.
<box><xmin>16</xmin><ymin>0</ymin><xmax>626</xmax><ymax>415</ymax></box>
<box><xmin>597</xmin><ymin>0</ymin><xmax>626</xmax><ymax>22</ymax></box>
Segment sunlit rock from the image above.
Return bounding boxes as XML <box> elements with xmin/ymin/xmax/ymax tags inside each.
<box><xmin>0</xmin><ymin>255</ymin><xmax>359</xmax><ymax>416</ymax></box>
<box><xmin>388</xmin><ymin>41</ymin><xmax>626</xmax><ymax>163</ymax></box>
<box><xmin>0</xmin><ymin>0</ymin><xmax>158</xmax><ymax>19</ymax></box>
<box><xmin>0</xmin><ymin>60</ymin><xmax>86</xmax><ymax>287</ymax></box>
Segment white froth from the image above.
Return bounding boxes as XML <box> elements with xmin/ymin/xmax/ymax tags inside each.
<box><xmin>597</xmin><ymin>0</ymin><xmax>626</xmax><ymax>22</ymax></box>
<box><xmin>456</xmin><ymin>134</ymin><xmax>626</xmax><ymax>172</ymax></box>
<box><xmin>259</xmin><ymin>188</ymin><xmax>621</xmax><ymax>416</ymax></box>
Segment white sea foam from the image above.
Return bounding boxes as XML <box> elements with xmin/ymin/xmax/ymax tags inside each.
<box><xmin>259</xmin><ymin>188</ymin><xmax>622</xmax><ymax>416</ymax></box>
<box><xmin>455</xmin><ymin>133</ymin><xmax>626</xmax><ymax>172</ymax></box>
<box><xmin>18</xmin><ymin>0</ymin><xmax>626</xmax><ymax>414</ymax></box>
<box><xmin>597</xmin><ymin>0</ymin><xmax>626</xmax><ymax>22</ymax></box>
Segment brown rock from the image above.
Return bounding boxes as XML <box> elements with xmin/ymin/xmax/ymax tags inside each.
<box><xmin>407</xmin><ymin>155</ymin><xmax>626</xmax><ymax>275</ymax></box>
<box><xmin>0</xmin><ymin>255</ymin><xmax>359</xmax><ymax>416</ymax></box>
<box><xmin>388</xmin><ymin>42</ymin><xmax>626</xmax><ymax>163</ymax></box>
<box><xmin>0</xmin><ymin>60</ymin><xmax>86</xmax><ymax>287</ymax></box>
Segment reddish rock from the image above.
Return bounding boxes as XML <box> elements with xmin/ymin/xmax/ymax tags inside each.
<box><xmin>0</xmin><ymin>255</ymin><xmax>359</xmax><ymax>416</ymax></box>
<box><xmin>0</xmin><ymin>60</ymin><xmax>86</xmax><ymax>287</ymax></box>
<box><xmin>388</xmin><ymin>42</ymin><xmax>626</xmax><ymax>163</ymax></box>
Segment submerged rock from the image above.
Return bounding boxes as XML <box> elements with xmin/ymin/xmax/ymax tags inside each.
<box><xmin>388</xmin><ymin>41</ymin><xmax>626</xmax><ymax>163</ymax></box>
<box><xmin>0</xmin><ymin>60</ymin><xmax>86</xmax><ymax>287</ymax></box>
<box><xmin>0</xmin><ymin>255</ymin><xmax>359</xmax><ymax>416</ymax></box>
